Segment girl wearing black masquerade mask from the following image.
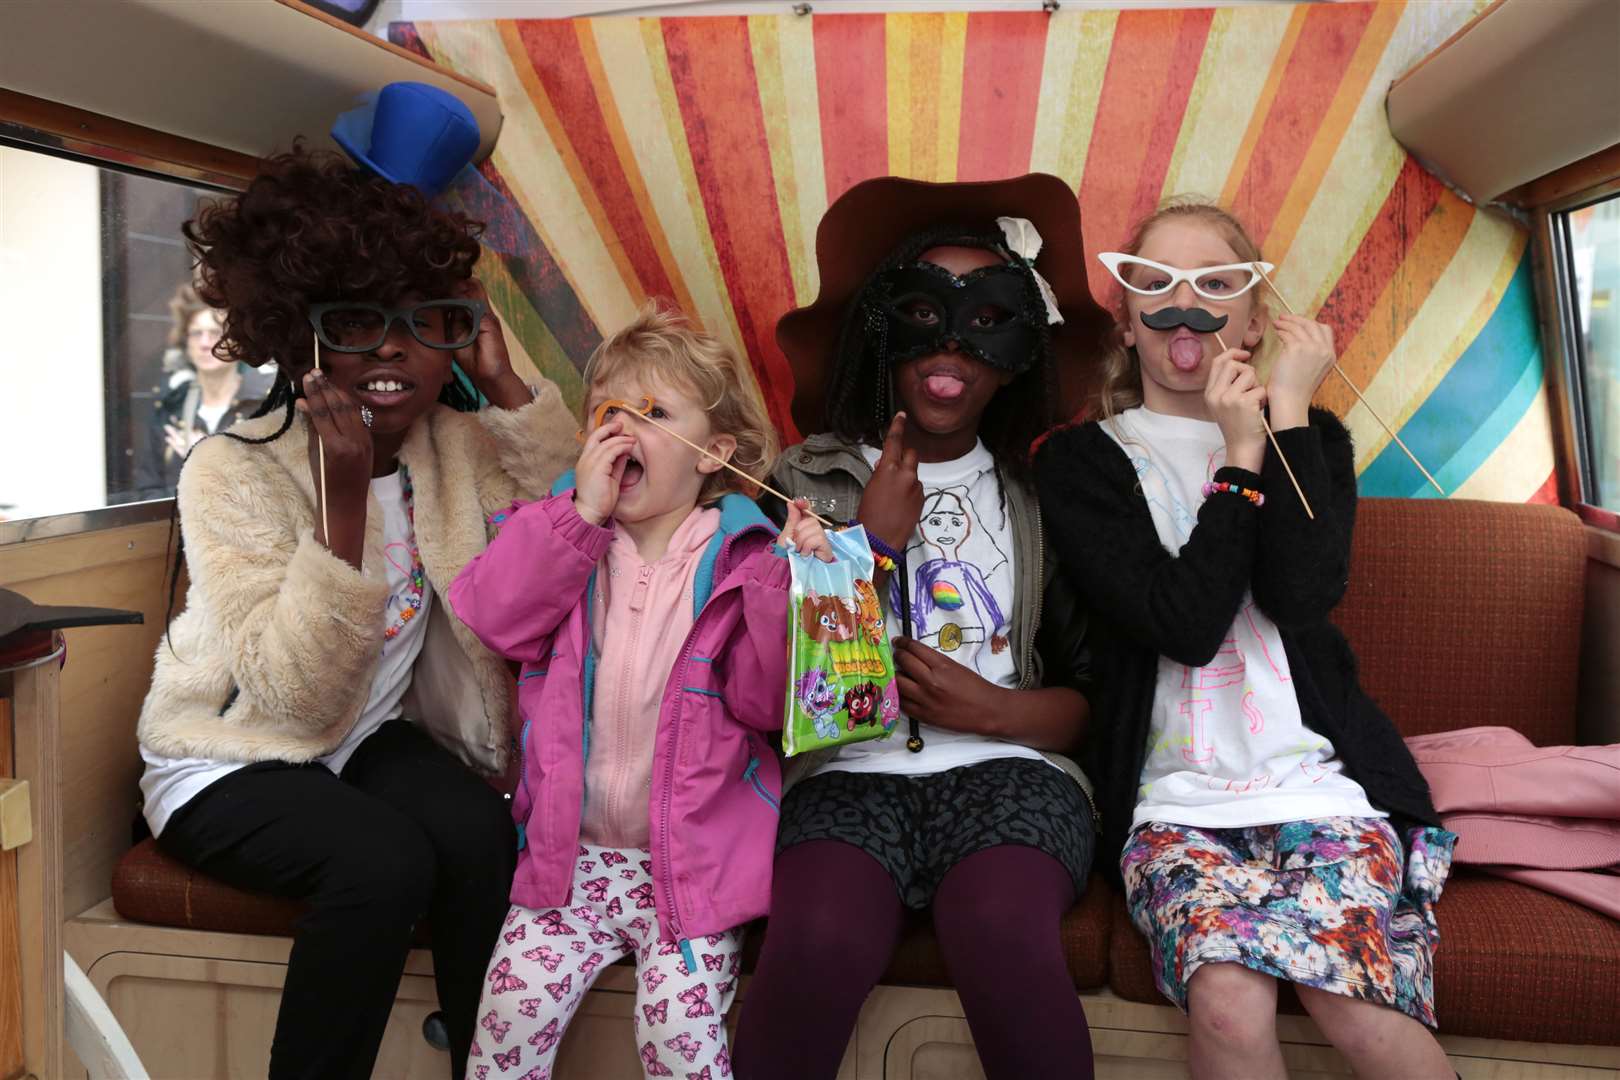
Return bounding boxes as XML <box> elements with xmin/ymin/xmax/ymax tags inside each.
<box><xmin>735</xmin><ymin>176</ymin><xmax>1107</xmax><ymax>1080</ymax></box>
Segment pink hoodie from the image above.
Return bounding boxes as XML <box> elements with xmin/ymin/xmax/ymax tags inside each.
<box><xmin>448</xmin><ymin>486</ymin><xmax>790</xmax><ymax>945</ymax></box>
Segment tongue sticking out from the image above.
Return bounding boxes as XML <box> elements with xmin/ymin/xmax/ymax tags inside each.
<box><xmin>1169</xmin><ymin>337</ymin><xmax>1205</xmax><ymax>373</ymax></box>
<box><xmin>924</xmin><ymin>373</ymin><xmax>966</xmax><ymax>401</ymax></box>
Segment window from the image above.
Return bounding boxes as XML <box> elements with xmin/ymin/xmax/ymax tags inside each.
<box><xmin>0</xmin><ymin>143</ymin><xmax>271</xmax><ymax>526</ymax></box>
<box><xmin>1561</xmin><ymin>192</ymin><xmax>1620</xmax><ymax>515</ymax></box>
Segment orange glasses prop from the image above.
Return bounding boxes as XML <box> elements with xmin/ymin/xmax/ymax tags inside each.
<box><xmin>580</xmin><ymin>396</ymin><xmax>838</xmax><ymax>530</ymax></box>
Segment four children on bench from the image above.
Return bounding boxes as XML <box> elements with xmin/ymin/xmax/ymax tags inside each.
<box><xmin>135</xmin><ymin>87</ymin><xmax>1456</xmax><ymax>1080</ymax></box>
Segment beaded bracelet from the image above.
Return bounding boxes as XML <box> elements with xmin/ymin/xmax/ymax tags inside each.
<box><xmin>866</xmin><ymin>530</ymin><xmax>904</xmax><ymax>573</ymax></box>
<box><xmin>1202</xmin><ymin>480</ymin><xmax>1265</xmax><ymax>507</ymax></box>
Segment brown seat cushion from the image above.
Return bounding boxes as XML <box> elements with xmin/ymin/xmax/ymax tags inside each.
<box><xmin>1334</xmin><ymin>500</ymin><xmax>1585</xmax><ymax>745</ymax></box>
<box><xmin>112</xmin><ymin>838</ymin><xmax>430</xmax><ymax>946</ymax></box>
<box><xmin>1108</xmin><ymin>872</ymin><xmax>1620</xmax><ymax>1045</ymax></box>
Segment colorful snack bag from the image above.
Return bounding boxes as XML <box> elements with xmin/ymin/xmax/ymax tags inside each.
<box><xmin>782</xmin><ymin>525</ymin><xmax>900</xmax><ymax>756</ymax></box>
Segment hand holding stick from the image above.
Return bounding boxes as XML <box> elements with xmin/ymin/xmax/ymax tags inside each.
<box><xmin>1256</xmin><ymin>266</ymin><xmax>1444</xmax><ymax>496</ymax></box>
<box><xmin>596</xmin><ymin>398</ymin><xmax>840</xmax><ymax>530</ymax></box>
<box><xmin>1214</xmin><ymin>330</ymin><xmax>1315</xmax><ymax>520</ymax></box>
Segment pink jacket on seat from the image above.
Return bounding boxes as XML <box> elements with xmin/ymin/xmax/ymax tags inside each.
<box><xmin>1406</xmin><ymin>726</ymin><xmax>1620</xmax><ymax>919</ymax></box>
<box><xmin>448</xmin><ymin>484</ymin><xmax>791</xmax><ymax>945</ymax></box>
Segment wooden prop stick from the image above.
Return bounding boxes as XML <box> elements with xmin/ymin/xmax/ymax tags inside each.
<box><xmin>1214</xmin><ymin>331</ymin><xmax>1315</xmax><ymax>520</ymax></box>
<box><xmin>313</xmin><ymin>336</ymin><xmax>330</xmax><ymax>542</ymax></box>
<box><xmin>603</xmin><ymin>399</ymin><xmax>840</xmax><ymax>530</ymax></box>
<box><xmin>1256</xmin><ymin>266</ymin><xmax>1445</xmax><ymax>496</ymax></box>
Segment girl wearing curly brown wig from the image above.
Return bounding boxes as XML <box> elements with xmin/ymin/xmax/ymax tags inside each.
<box><xmin>134</xmin><ymin>146</ymin><xmax>576</xmax><ymax>1079</ymax></box>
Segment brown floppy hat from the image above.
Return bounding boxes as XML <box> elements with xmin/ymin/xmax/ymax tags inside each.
<box><xmin>777</xmin><ymin>173</ymin><xmax>1112</xmax><ymax>435</ymax></box>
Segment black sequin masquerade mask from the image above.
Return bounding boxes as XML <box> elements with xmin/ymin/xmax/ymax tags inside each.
<box><xmin>869</xmin><ymin>259</ymin><xmax>1044</xmax><ymax>375</ymax></box>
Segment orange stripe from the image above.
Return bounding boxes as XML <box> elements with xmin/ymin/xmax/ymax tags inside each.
<box><xmin>497</xmin><ymin>21</ymin><xmax>645</xmax><ymax>307</ymax></box>
<box><xmin>1322</xmin><ymin>193</ymin><xmax>1474</xmax><ymax>415</ymax></box>
<box><xmin>1078</xmin><ymin>8</ymin><xmax>1215</xmax><ymax>302</ymax></box>
<box><xmin>1224</xmin><ymin>3</ymin><xmax>1379</xmax><ymax>244</ymax></box>
<box><xmin>573</xmin><ymin>22</ymin><xmax>698</xmax><ymax>317</ymax></box>
<box><xmin>1263</xmin><ymin>1</ymin><xmax>1404</xmax><ymax>264</ymax></box>
<box><xmin>1218</xmin><ymin>5</ymin><xmax>1310</xmax><ymax>209</ymax></box>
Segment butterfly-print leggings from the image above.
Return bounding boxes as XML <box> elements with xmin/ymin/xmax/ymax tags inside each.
<box><xmin>475</xmin><ymin>843</ymin><xmax>744</xmax><ymax>1080</ymax></box>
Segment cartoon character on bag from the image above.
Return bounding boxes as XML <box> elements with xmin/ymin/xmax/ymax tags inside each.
<box><xmin>842</xmin><ymin>681</ymin><xmax>880</xmax><ymax>731</ymax></box>
<box><xmin>800</xmin><ymin>592</ymin><xmax>857</xmax><ymax>643</ymax></box>
<box><xmin>795</xmin><ymin>667</ymin><xmax>842</xmax><ymax>740</ymax></box>
<box><xmin>878</xmin><ymin>680</ymin><xmax>900</xmax><ymax>732</ymax></box>
<box><xmin>851</xmin><ymin>578</ymin><xmax>885</xmax><ymax>645</ymax></box>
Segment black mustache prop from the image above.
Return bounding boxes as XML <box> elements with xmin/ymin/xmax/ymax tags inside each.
<box><xmin>1140</xmin><ymin>306</ymin><xmax>1229</xmax><ymax>333</ymax></box>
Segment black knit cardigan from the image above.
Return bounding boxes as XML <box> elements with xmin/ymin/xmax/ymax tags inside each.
<box><xmin>1033</xmin><ymin>408</ymin><xmax>1441</xmax><ymax>882</ymax></box>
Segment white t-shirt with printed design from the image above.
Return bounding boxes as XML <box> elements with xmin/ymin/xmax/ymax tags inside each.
<box><xmin>1101</xmin><ymin>407</ymin><xmax>1384</xmax><ymax>831</ymax></box>
<box><xmin>139</xmin><ymin>468</ymin><xmax>432</xmax><ymax>834</ymax></box>
<box><xmin>812</xmin><ymin>441</ymin><xmax>1045</xmax><ymax>778</ymax></box>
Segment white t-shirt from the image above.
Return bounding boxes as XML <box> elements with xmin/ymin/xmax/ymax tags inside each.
<box><xmin>195</xmin><ymin>401</ymin><xmax>229</xmax><ymax>433</ymax></box>
<box><xmin>813</xmin><ymin>441</ymin><xmax>1045</xmax><ymax>778</ymax></box>
<box><xmin>1102</xmin><ymin>407</ymin><xmax>1384</xmax><ymax>831</ymax></box>
<box><xmin>139</xmin><ymin>469</ymin><xmax>433</xmax><ymax>834</ymax></box>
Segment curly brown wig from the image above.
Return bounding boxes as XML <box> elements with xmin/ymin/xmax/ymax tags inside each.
<box><xmin>185</xmin><ymin>142</ymin><xmax>483</xmax><ymax>378</ymax></box>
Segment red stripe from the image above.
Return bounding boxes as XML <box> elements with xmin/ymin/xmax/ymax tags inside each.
<box><xmin>662</xmin><ymin>18</ymin><xmax>800</xmax><ymax>438</ymax></box>
<box><xmin>956</xmin><ymin>12</ymin><xmax>1050</xmax><ymax>181</ymax></box>
<box><xmin>1229</xmin><ymin>4</ymin><xmax>1378</xmax><ymax>246</ymax></box>
<box><xmin>813</xmin><ymin>14</ymin><xmax>888</xmax><ymax>203</ymax></box>
<box><xmin>1078</xmin><ymin>8</ymin><xmax>1215</xmax><ymax>303</ymax></box>
<box><xmin>1527</xmin><ymin>470</ymin><xmax>1560</xmax><ymax>506</ymax></box>
<box><xmin>1315</xmin><ymin>156</ymin><xmax>1447</xmax><ymax>352</ymax></box>
<box><xmin>514</xmin><ymin>21</ymin><xmax>679</xmax><ymax>303</ymax></box>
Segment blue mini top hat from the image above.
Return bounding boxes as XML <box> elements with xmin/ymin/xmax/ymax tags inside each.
<box><xmin>331</xmin><ymin>81</ymin><xmax>481</xmax><ymax>199</ymax></box>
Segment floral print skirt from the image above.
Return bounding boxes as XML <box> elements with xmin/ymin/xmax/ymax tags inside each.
<box><xmin>1121</xmin><ymin>817</ymin><xmax>1456</xmax><ymax>1027</ymax></box>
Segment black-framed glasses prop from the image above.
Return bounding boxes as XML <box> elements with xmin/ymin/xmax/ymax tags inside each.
<box><xmin>307</xmin><ymin>299</ymin><xmax>487</xmax><ymax>353</ymax></box>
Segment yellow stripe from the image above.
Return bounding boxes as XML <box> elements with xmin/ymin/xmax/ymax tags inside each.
<box><xmin>935</xmin><ymin>12</ymin><xmax>968</xmax><ymax>183</ymax></box>
<box><xmin>635</xmin><ymin>17</ymin><xmax>755</xmax><ymax>374</ymax></box>
<box><xmin>1162</xmin><ymin>7</ymin><xmax>1295</xmax><ymax>204</ymax></box>
<box><xmin>1450</xmin><ymin>383</ymin><xmax>1556</xmax><ymax>500</ymax></box>
<box><xmin>774</xmin><ymin>14</ymin><xmax>829</xmax><ymax>305</ymax></box>
<box><xmin>421</xmin><ymin>20</ymin><xmax>635</xmax><ymax>335</ymax></box>
<box><xmin>886</xmin><ymin>14</ymin><xmax>914</xmax><ymax>177</ymax></box>
<box><xmin>1029</xmin><ymin>9</ymin><xmax>1118</xmax><ymax>185</ymax></box>
<box><xmin>574</xmin><ymin>21</ymin><xmax>697</xmax><ymax>319</ymax></box>
<box><xmin>1218</xmin><ymin>4</ymin><xmax>1310</xmax><ymax>208</ymax></box>
<box><xmin>1348</xmin><ymin>216</ymin><xmax>1523</xmax><ymax>467</ymax></box>
<box><xmin>1273</xmin><ymin>0</ymin><xmax>1476</xmax><ymax>313</ymax></box>
<box><xmin>1264</xmin><ymin>1</ymin><xmax>1405</xmax><ymax>268</ymax></box>
<box><xmin>584</xmin><ymin>19</ymin><xmax>738</xmax><ymax>352</ymax></box>
<box><xmin>749</xmin><ymin>15</ymin><xmax>817</xmax><ymax>307</ymax></box>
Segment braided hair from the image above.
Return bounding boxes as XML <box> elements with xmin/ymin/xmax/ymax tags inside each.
<box><xmin>819</xmin><ymin>222</ymin><xmax>1060</xmax><ymax>476</ymax></box>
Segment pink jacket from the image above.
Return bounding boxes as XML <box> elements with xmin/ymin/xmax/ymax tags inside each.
<box><xmin>448</xmin><ymin>484</ymin><xmax>791</xmax><ymax>945</ymax></box>
<box><xmin>1406</xmin><ymin>726</ymin><xmax>1620</xmax><ymax>920</ymax></box>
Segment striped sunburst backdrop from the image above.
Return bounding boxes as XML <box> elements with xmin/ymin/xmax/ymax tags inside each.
<box><xmin>392</xmin><ymin>1</ymin><xmax>1555</xmax><ymax>503</ymax></box>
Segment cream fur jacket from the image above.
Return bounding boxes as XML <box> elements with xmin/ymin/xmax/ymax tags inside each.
<box><xmin>137</xmin><ymin>389</ymin><xmax>576</xmax><ymax>775</ymax></box>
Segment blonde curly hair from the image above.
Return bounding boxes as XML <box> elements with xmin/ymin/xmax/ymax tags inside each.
<box><xmin>582</xmin><ymin>302</ymin><xmax>779</xmax><ymax>502</ymax></box>
<box><xmin>1096</xmin><ymin>199</ymin><xmax>1268</xmax><ymax>421</ymax></box>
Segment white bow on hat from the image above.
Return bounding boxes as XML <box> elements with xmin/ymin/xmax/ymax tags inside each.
<box><xmin>997</xmin><ymin>216</ymin><xmax>1065</xmax><ymax>326</ymax></box>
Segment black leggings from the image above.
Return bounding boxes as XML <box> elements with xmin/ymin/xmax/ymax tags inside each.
<box><xmin>158</xmin><ymin>720</ymin><xmax>516</xmax><ymax>1080</ymax></box>
<box><xmin>732</xmin><ymin>839</ymin><xmax>1095</xmax><ymax>1080</ymax></box>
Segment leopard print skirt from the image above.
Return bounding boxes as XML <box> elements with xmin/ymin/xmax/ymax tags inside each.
<box><xmin>776</xmin><ymin>756</ymin><xmax>1095</xmax><ymax>909</ymax></box>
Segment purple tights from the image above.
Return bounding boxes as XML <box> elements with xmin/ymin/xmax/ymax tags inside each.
<box><xmin>732</xmin><ymin>840</ymin><xmax>1095</xmax><ymax>1080</ymax></box>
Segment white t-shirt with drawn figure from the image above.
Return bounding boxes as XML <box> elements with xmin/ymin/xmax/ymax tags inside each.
<box><xmin>812</xmin><ymin>441</ymin><xmax>1045</xmax><ymax>778</ymax></box>
<box><xmin>1102</xmin><ymin>407</ymin><xmax>1384</xmax><ymax>831</ymax></box>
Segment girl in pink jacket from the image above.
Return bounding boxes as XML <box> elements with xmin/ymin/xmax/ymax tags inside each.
<box><xmin>449</xmin><ymin>305</ymin><xmax>830</xmax><ymax>1079</ymax></box>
